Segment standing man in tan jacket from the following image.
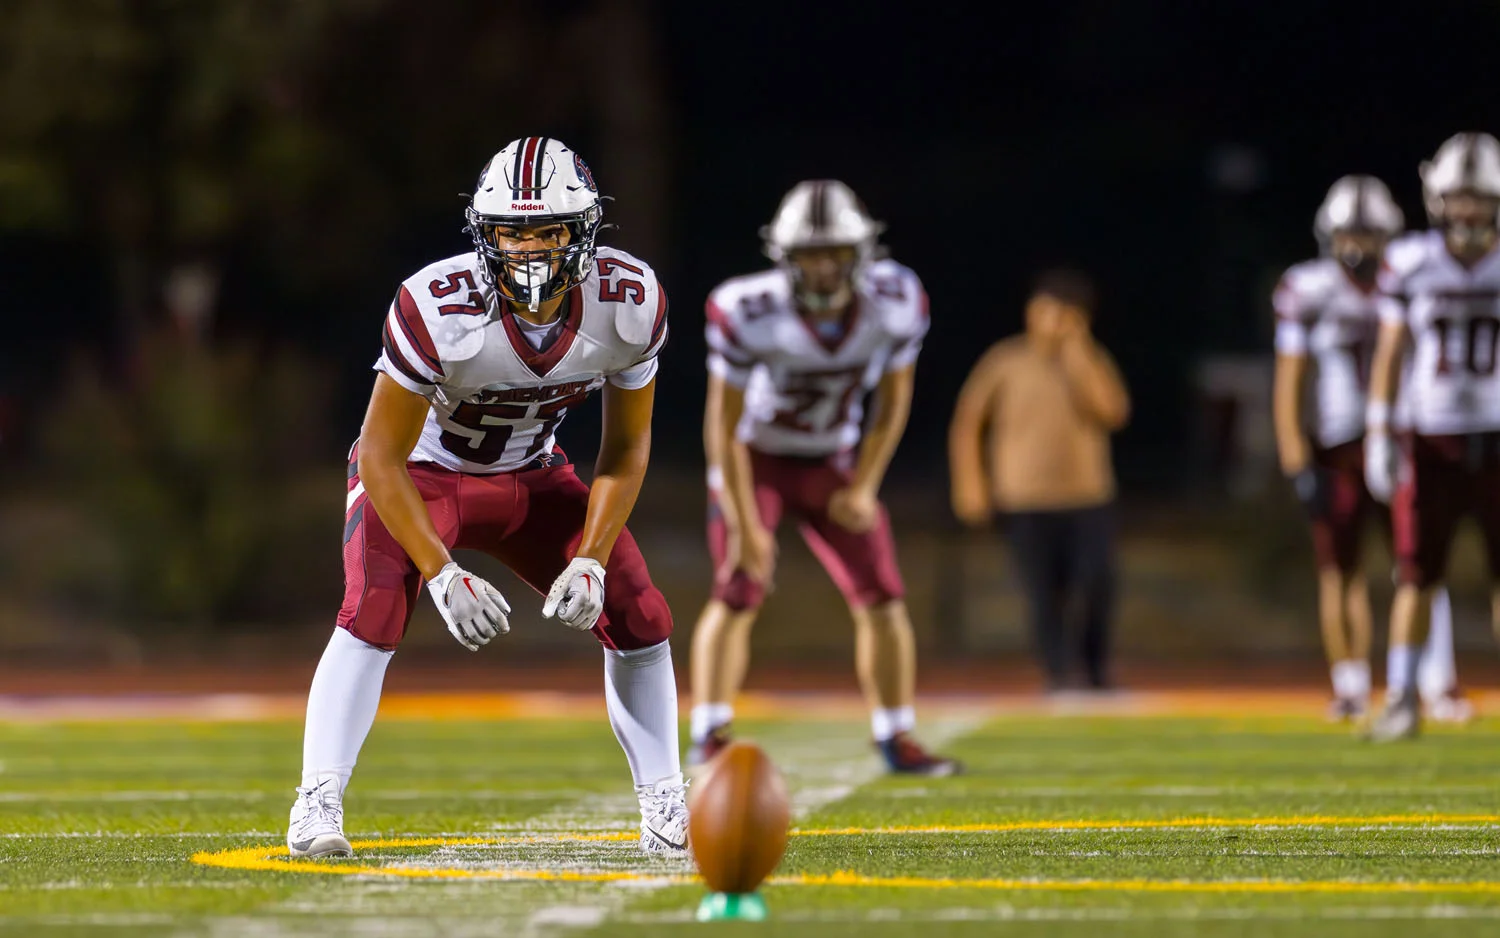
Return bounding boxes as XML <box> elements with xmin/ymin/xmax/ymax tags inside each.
<box><xmin>949</xmin><ymin>269</ymin><xmax>1130</xmax><ymax>690</ymax></box>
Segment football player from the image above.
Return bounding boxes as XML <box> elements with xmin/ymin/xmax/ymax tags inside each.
<box><xmin>686</xmin><ymin>180</ymin><xmax>960</xmax><ymax>776</ymax></box>
<box><xmin>287</xmin><ymin>138</ymin><xmax>685</xmax><ymax>857</ymax></box>
<box><xmin>1365</xmin><ymin>132</ymin><xmax>1500</xmax><ymax>740</ymax></box>
<box><xmin>1272</xmin><ymin>176</ymin><xmax>1463</xmax><ymax>723</ymax></box>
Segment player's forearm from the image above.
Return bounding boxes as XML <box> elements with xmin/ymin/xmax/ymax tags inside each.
<box><xmin>579</xmin><ymin>433</ymin><xmax>651</xmax><ymax>564</ymax></box>
<box><xmin>1272</xmin><ymin>354</ymin><xmax>1311</xmax><ymax>474</ymax></box>
<box><xmin>358</xmin><ymin>457</ymin><xmax>451</xmax><ymax>580</ymax></box>
<box><xmin>1060</xmin><ymin>340</ymin><xmax>1130</xmax><ymax>429</ymax></box>
<box><xmin>850</xmin><ymin>373</ymin><xmax>913</xmax><ymax>494</ymax></box>
<box><xmin>1366</xmin><ymin>323</ymin><xmax>1405</xmax><ymax>420</ymax></box>
<box><xmin>719</xmin><ymin>438</ymin><xmax>761</xmax><ymax>534</ymax></box>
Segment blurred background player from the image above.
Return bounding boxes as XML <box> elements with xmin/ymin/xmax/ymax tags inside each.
<box><xmin>687</xmin><ymin>180</ymin><xmax>960</xmax><ymax>776</ymax></box>
<box><xmin>949</xmin><ymin>270</ymin><xmax>1130</xmax><ymax>691</ymax></box>
<box><xmin>289</xmin><ymin>138</ymin><xmax>685</xmax><ymax>857</ymax></box>
<box><xmin>1365</xmin><ymin>132</ymin><xmax>1500</xmax><ymax>740</ymax></box>
<box><xmin>1271</xmin><ymin>176</ymin><xmax>1462</xmax><ymax>722</ymax></box>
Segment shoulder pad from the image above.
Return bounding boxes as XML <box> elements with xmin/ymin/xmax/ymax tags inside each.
<box><xmin>593</xmin><ymin>248</ymin><xmax>667</xmax><ymax>349</ymax></box>
<box><xmin>401</xmin><ymin>254</ymin><xmax>490</xmax><ymax>363</ymax></box>
<box><xmin>863</xmin><ymin>259</ymin><xmax>929</xmax><ymax>338</ymax></box>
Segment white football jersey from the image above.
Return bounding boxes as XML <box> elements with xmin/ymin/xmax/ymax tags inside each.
<box><xmin>1379</xmin><ymin>230</ymin><xmax>1500</xmax><ymax>435</ymax></box>
<box><xmin>375</xmin><ymin>246</ymin><xmax>668</xmax><ymax>473</ymax></box>
<box><xmin>1272</xmin><ymin>258</ymin><xmax>1379</xmax><ymax>447</ymax></box>
<box><xmin>705</xmin><ymin>258</ymin><xmax>928</xmax><ymax>456</ymax></box>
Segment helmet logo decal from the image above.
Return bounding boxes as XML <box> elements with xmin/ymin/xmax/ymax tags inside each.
<box><xmin>573</xmin><ymin>152</ymin><xmax>597</xmax><ymax>193</ymax></box>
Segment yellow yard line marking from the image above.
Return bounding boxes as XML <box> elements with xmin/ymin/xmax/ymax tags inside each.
<box><xmin>772</xmin><ymin>871</ymin><xmax>1500</xmax><ymax>894</ymax></box>
<box><xmin>191</xmin><ymin>814</ymin><xmax>1500</xmax><ymax>893</ymax></box>
<box><xmin>792</xmin><ymin>813</ymin><xmax>1500</xmax><ymax>836</ymax></box>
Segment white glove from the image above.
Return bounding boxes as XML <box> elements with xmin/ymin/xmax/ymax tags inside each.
<box><xmin>1364</xmin><ymin>430</ymin><xmax>1397</xmax><ymax>504</ymax></box>
<box><xmin>427</xmin><ymin>561</ymin><xmax>510</xmax><ymax>651</ymax></box>
<box><xmin>542</xmin><ymin>557</ymin><xmax>606</xmax><ymax>632</ymax></box>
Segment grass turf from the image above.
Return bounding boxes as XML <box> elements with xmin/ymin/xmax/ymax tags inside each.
<box><xmin>1</xmin><ymin>711</ymin><xmax>1498</xmax><ymax>936</ymax></box>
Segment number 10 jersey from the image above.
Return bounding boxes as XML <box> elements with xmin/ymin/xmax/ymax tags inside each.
<box><xmin>704</xmin><ymin>258</ymin><xmax>929</xmax><ymax>458</ymax></box>
<box><xmin>374</xmin><ymin>246</ymin><xmax>669</xmax><ymax>473</ymax></box>
<box><xmin>1379</xmin><ymin>230</ymin><xmax>1500</xmax><ymax>436</ymax></box>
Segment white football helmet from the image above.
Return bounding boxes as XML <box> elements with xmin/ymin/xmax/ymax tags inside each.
<box><xmin>1313</xmin><ymin>175</ymin><xmax>1403</xmax><ymax>279</ymax></box>
<box><xmin>465</xmin><ymin>137</ymin><xmax>604</xmax><ymax>312</ymax></box>
<box><xmin>761</xmin><ymin>180</ymin><xmax>885</xmax><ymax>311</ymax></box>
<box><xmin>1419</xmin><ymin>132</ymin><xmax>1500</xmax><ymax>254</ymax></box>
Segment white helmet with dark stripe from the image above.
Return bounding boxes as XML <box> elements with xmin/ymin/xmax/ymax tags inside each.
<box><xmin>465</xmin><ymin>137</ymin><xmax>604</xmax><ymax>311</ymax></box>
<box><xmin>1313</xmin><ymin>175</ymin><xmax>1403</xmax><ymax>279</ymax></box>
<box><xmin>761</xmin><ymin>180</ymin><xmax>886</xmax><ymax>311</ymax></box>
<box><xmin>1419</xmin><ymin>132</ymin><xmax>1500</xmax><ymax>255</ymax></box>
<box><xmin>1314</xmin><ymin>175</ymin><xmax>1403</xmax><ymax>242</ymax></box>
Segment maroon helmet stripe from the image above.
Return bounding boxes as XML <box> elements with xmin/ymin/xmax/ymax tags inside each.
<box><xmin>520</xmin><ymin>137</ymin><xmax>541</xmax><ymax>196</ymax></box>
<box><xmin>395</xmin><ymin>286</ymin><xmax>444</xmax><ymax>376</ymax></box>
<box><xmin>510</xmin><ymin>139</ymin><xmax>527</xmax><ymax>200</ymax></box>
<box><xmin>532</xmin><ymin>137</ymin><xmax>550</xmax><ymax>192</ymax></box>
<box><xmin>809</xmin><ymin>181</ymin><xmax>827</xmax><ymax>231</ymax></box>
<box><xmin>382</xmin><ymin>323</ymin><xmax>431</xmax><ymax>387</ymax></box>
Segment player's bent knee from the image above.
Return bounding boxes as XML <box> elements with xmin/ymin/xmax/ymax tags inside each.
<box><xmin>1397</xmin><ymin>559</ymin><xmax>1439</xmax><ymax>591</ymax></box>
<box><xmin>596</xmin><ymin>585</ymin><xmax>674</xmax><ymax>651</ymax></box>
<box><xmin>712</xmin><ymin>572</ymin><xmax>767</xmax><ymax>612</ymax></box>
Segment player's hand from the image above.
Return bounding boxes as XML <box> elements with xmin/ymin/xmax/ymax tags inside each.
<box><xmin>729</xmin><ymin>520</ymin><xmax>777</xmax><ymax>586</ymax></box>
<box><xmin>951</xmin><ymin>482</ymin><xmax>991</xmax><ymax>528</ymax></box>
<box><xmin>1288</xmin><ymin>467</ymin><xmax>1328</xmax><ymax>518</ymax></box>
<box><xmin>1364</xmin><ymin>431</ymin><xmax>1397</xmax><ymax>504</ymax></box>
<box><xmin>542</xmin><ymin>557</ymin><xmax>607</xmax><ymax>632</ymax></box>
<box><xmin>427</xmin><ymin>562</ymin><xmax>510</xmax><ymax>651</ymax></box>
<box><xmin>828</xmin><ymin>485</ymin><xmax>880</xmax><ymax>534</ymax></box>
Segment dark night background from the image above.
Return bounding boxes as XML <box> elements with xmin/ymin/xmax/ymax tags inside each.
<box><xmin>2</xmin><ymin>0</ymin><xmax>1499</xmax><ymax>651</ymax></box>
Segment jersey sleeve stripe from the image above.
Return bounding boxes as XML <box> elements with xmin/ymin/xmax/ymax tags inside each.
<box><xmin>382</xmin><ymin>322</ymin><xmax>436</xmax><ymax>389</ymax></box>
<box><xmin>395</xmin><ymin>287</ymin><xmax>445</xmax><ymax>376</ymax></box>
<box><xmin>384</xmin><ymin>314</ymin><xmax>441</xmax><ymax>383</ymax></box>
<box><xmin>704</xmin><ymin>299</ymin><xmax>746</xmax><ymax>350</ymax></box>
<box><xmin>650</xmin><ymin>284</ymin><xmax>669</xmax><ymax>348</ymax></box>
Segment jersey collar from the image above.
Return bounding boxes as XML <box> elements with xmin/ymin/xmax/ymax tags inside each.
<box><xmin>500</xmin><ymin>286</ymin><xmax>583</xmax><ymax>378</ymax></box>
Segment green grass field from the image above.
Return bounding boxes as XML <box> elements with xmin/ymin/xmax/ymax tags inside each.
<box><xmin>3</xmin><ymin>706</ymin><xmax>1499</xmax><ymax>936</ymax></box>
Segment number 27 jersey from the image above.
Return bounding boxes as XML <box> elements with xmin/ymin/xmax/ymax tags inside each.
<box><xmin>1379</xmin><ymin>230</ymin><xmax>1500</xmax><ymax>435</ymax></box>
<box><xmin>705</xmin><ymin>259</ymin><xmax>929</xmax><ymax>457</ymax></box>
<box><xmin>374</xmin><ymin>246</ymin><xmax>669</xmax><ymax>473</ymax></box>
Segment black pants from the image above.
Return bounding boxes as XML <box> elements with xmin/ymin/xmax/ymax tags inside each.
<box><xmin>1004</xmin><ymin>504</ymin><xmax>1117</xmax><ymax>690</ymax></box>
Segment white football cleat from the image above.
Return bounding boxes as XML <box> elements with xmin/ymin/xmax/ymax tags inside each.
<box><xmin>636</xmin><ymin>777</ymin><xmax>689</xmax><ymax>856</ymax></box>
<box><xmin>1424</xmin><ymin>687</ymin><xmax>1476</xmax><ymax>724</ymax></box>
<box><xmin>1365</xmin><ymin>691</ymin><xmax>1421</xmax><ymax>743</ymax></box>
<box><xmin>288</xmin><ymin>774</ymin><xmax>353</xmax><ymax>858</ymax></box>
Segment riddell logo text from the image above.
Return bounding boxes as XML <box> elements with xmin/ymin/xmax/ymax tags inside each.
<box><xmin>511</xmin><ymin>203</ymin><xmax>546</xmax><ymax>211</ymax></box>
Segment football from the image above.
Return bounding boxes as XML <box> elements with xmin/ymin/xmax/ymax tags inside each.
<box><xmin>687</xmin><ymin>741</ymin><xmax>791</xmax><ymax>894</ymax></box>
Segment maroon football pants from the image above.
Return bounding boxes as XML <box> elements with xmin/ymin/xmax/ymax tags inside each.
<box><xmin>339</xmin><ymin>445</ymin><xmax>671</xmax><ymax>651</ymax></box>
<box><xmin>707</xmin><ymin>449</ymin><xmax>905</xmax><ymax>611</ymax></box>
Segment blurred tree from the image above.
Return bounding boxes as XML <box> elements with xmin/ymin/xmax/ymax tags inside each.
<box><xmin>0</xmin><ymin>0</ymin><xmax>392</xmax><ymax>358</ymax></box>
<box><xmin>0</xmin><ymin>0</ymin><xmax>671</xmax><ymax>365</ymax></box>
<box><xmin>33</xmin><ymin>331</ymin><xmax>342</xmax><ymax>631</ymax></box>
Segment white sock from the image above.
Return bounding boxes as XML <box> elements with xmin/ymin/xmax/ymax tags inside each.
<box><xmin>1418</xmin><ymin>588</ymin><xmax>1457</xmax><ymax>702</ymax></box>
<box><xmin>871</xmin><ymin>705</ymin><xmax>916</xmax><ymax>743</ymax></box>
<box><xmin>604</xmin><ymin>641</ymin><xmax>682</xmax><ymax>788</ymax></box>
<box><xmin>1330</xmin><ymin>660</ymin><xmax>1370</xmax><ymax>699</ymax></box>
<box><xmin>1330</xmin><ymin>661</ymin><xmax>1351</xmax><ymax>698</ymax></box>
<box><xmin>690</xmin><ymin>702</ymin><xmax>734</xmax><ymax>744</ymax></box>
<box><xmin>1347</xmin><ymin>659</ymin><xmax>1371</xmax><ymax>700</ymax></box>
<box><xmin>301</xmin><ymin>628</ymin><xmax>393</xmax><ymax>795</ymax></box>
<box><xmin>1386</xmin><ymin>643</ymin><xmax>1416</xmax><ymax>696</ymax></box>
